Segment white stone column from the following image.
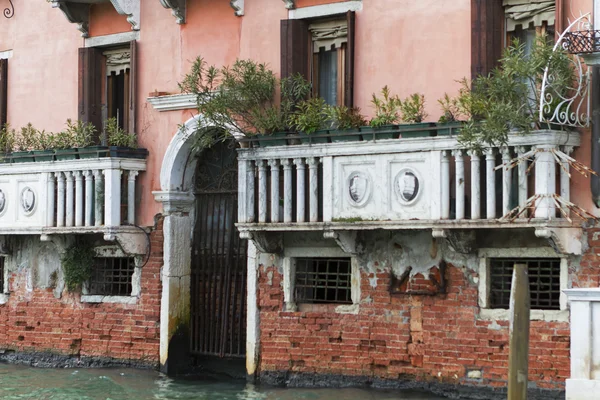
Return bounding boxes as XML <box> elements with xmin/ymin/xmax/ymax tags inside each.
<box><xmin>75</xmin><ymin>171</ymin><xmax>84</xmax><ymax>227</ymax></box>
<box><xmin>247</xmin><ymin>161</ymin><xmax>255</xmax><ymax>223</ymax></box>
<box><xmin>307</xmin><ymin>157</ymin><xmax>319</xmax><ymax>222</ymax></box>
<box><xmin>257</xmin><ymin>160</ymin><xmax>267</xmax><ymax>223</ymax></box>
<box><xmin>469</xmin><ymin>151</ymin><xmax>481</xmax><ymax>220</ymax></box>
<box><xmin>65</xmin><ymin>172</ymin><xmax>75</xmax><ymax>227</ymax></box>
<box><xmin>246</xmin><ymin>241</ymin><xmax>260</xmax><ymax>377</ymax></box>
<box><xmin>84</xmin><ymin>171</ymin><xmax>94</xmax><ymax>227</ymax></box>
<box><xmin>104</xmin><ymin>169</ymin><xmax>122</xmax><ymax>227</ymax></box>
<box><xmin>534</xmin><ymin>145</ymin><xmax>556</xmax><ymax>219</ymax></box>
<box><xmin>517</xmin><ymin>146</ymin><xmax>528</xmax><ymax>208</ymax></box>
<box><xmin>561</xmin><ymin>146</ymin><xmax>573</xmax><ymax>218</ymax></box>
<box><xmin>453</xmin><ymin>150</ymin><xmax>465</xmax><ymax>220</ymax></box>
<box><xmin>238</xmin><ymin>158</ymin><xmax>248</xmax><ymax>224</ymax></box>
<box><xmin>46</xmin><ymin>173</ymin><xmax>56</xmax><ymax>227</ymax></box>
<box><xmin>268</xmin><ymin>160</ymin><xmax>280</xmax><ymax>223</ymax></box>
<box><xmin>564</xmin><ymin>289</ymin><xmax>600</xmax><ymax>400</ymax></box>
<box><xmin>441</xmin><ymin>151</ymin><xmax>450</xmax><ymax>219</ymax></box>
<box><xmin>57</xmin><ymin>172</ymin><xmax>66</xmax><ymax>227</ymax></box>
<box><xmin>93</xmin><ymin>169</ymin><xmax>104</xmax><ymax>226</ymax></box>
<box><xmin>127</xmin><ymin>170</ymin><xmax>139</xmax><ymax>224</ymax></box>
<box><xmin>282</xmin><ymin>159</ymin><xmax>293</xmax><ymax>223</ymax></box>
<box><xmin>322</xmin><ymin>156</ymin><xmax>333</xmax><ymax>222</ymax></box>
<box><xmin>294</xmin><ymin>158</ymin><xmax>306</xmax><ymax>223</ymax></box>
<box><xmin>501</xmin><ymin>147</ymin><xmax>512</xmax><ymax>216</ymax></box>
<box><xmin>486</xmin><ymin>148</ymin><xmax>496</xmax><ymax>219</ymax></box>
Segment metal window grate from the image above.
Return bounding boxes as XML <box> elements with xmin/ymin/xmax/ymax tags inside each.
<box><xmin>295</xmin><ymin>258</ymin><xmax>352</xmax><ymax>304</ymax></box>
<box><xmin>489</xmin><ymin>258</ymin><xmax>561</xmax><ymax>310</ymax></box>
<box><xmin>88</xmin><ymin>257</ymin><xmax>135</xmax><ymax>296</ymax></box>
<box><xmin>0</xmin><ymin>257</ymin><xmax>4</xmax><ymax>293</ymax></box>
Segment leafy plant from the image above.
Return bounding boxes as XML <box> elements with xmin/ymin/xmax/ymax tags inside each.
<box><xmin>457</xmin><ymin>35</ymin><xmax>574</xmax><ymax>151</ymax></box>
<box><xmin>327</xmin><ymin>106</ymin><xmax>367</xmax><ymax>130</ymax></box>
<box><xmin>15</xmin><ymin>123</ymin><xmax>38</xmax><ymax>151</ymax></box>
<box><xmin>369</xmin><ymin>86</ymin><xmax>402</xmax><ymax>127</ymax></box>
<box><xmin>437</xmin><ymin>93</ymin><xmax>463</xmax><ymax>123</ymax></box>
<box><xmin>0</xmin><ymin>124</ymin><xmax>15</xmax><ymax>153</ymax></box>
<box><xmin>50</xmin><ymin>130</ymin><xmax>75</xmax><ymax>150</ymax></box>
<box><xmin>61</xmin><ymin>241</ymin><xmax>95</xmax><ymax>292</ymax></box>
<box><xmin>180</xmin><ymin>57</ymin><xmax>277</xmax><ymax>138</ymax></box>
<box><xmin>106</xmin><ymin>117</ymin><xmax>137</xmax><ymax>148</ymax></box>
<box><xmin>289</xmin><ymin>97</ymin><xmax>331</xmax><ymax>134</ymax></box>
<box><xmin>400</xmin><ymin>93</ymin><xmax>428</xmax><ymax>123</ymax></box>
<box><xmin>64</xmin><ymin>119</ymin><xmax>95</xmax><ymax>148</ymax></box>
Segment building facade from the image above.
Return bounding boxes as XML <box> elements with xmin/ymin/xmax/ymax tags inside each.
<box><xmin>0</xmin><ymin>0</ymin><xmax>598</xmax><ymax>398</ymax></box>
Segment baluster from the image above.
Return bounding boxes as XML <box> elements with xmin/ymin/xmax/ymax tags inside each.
<box><xmin>453</xmin><ymin>150</ymin><xmax>465</xmax><ymax>220</ymax></box>
<box><xmin>238</xmin><ymin>159</ymin><xmax>248</xmax><ymax>224</ymax></box>
<box><xmin>46</xmin><ymin>173</ymin><xmax>56</xmax><ymax>227</ymax></box>
<box><xmin>93</xmin><ymin>170</ymin><xmax>103</xmax><ymax>226</ymax></box>
<box><xmin>308</xmin><ymin>157</ymin><xmax>319</xmax><ymax>222</ymax></box>
<box><xmin>534</xmin><ymin>145</ymin><xmax>556</xmax><ymax>219</ymax></box>
<box><xmin>282</xmin><ymin>159</ymin><xmax>293</xmax><ymax>223</ymax></box>
<box><xmin>486</xmin><ymin>148</ymin><xmax>496</xmax><ymax>219</ymax></box>
<box><xmin>127</xmin><ymin>170</ymin><xmax>139</xmax><ymax>224</ymax></box>
<box><xmin>294</xmin><ymin>158</ymin><xmax>306</xmax><ymax>223</ymax></box>
<box><xmin>84</xmin><ymin>171</ymin><xmax>94</xmax><ymax>227</ymax></box>
<box><xmin>517</xmin><ymin>146</ymin><xmax>528</xmax><ymax>209</ymax></box>
<box><xmin>246</xmin><ymin>161</ymin><xmax>255</xmax><ymax>223</ymax></box>
<box><xmin>469</xmin><ymin>151</ymin><xmax>481</xmax><ymax>220</ymax></box>
<box><xmin>268</xmin><ymin>160</ymin><xmax>280</xmax><ymax>223</ymax></box>
<box><xmin>74</xmin><ymin>171</ymin><xmax>84</xmax><ymax>227</ymax></box>
<box><xmin>257</xmin><ymin>160</ymin><xmax>267</xmax><ymax>223</ymax></box>
<box><xmin>441</xmin><ymin>151</ymin><xmax>450</xmax><ymax>219</ymax></box>
<box><xmin>65</xmin><ymin>172</ymin><xmax>74</xmax><ymax>227</ymax></box>
<box><xmin>104</xmin><ymin>169</ymin><xmax>122</xmax><ymax>227</ymax></box>
<box><xmin>56</xmin><ymin>172</ymin><xmax>65</xmax><ymax>227</ymax></box>
<box><xmin>560</xmin><ymin>146</ymin><xmax>573</xmax><ymax>218</ymax></box>
<box><xmin>501</xmin><ymin>147</ymin><xmax>512</xmax><ymax>216</ymax></box>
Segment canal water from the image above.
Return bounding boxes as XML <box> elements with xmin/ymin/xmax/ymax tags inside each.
<box><xmin>0</xmin><ymin>364</ymin><xmax>448</xmax><ymax>400</ymax></box>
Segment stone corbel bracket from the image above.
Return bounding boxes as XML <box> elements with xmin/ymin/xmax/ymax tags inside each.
<box><xmin>535</xmin><ymin>227</ymin><xmax>583</xmax><ymax>255</ymax></box>
<box><xmin>324</xmin><ymin>231</ymin><xmax>361</xmax><ymax>254</ymax></box>
<box><xmin>230</xmin><ymin>0</ymin><xmax>244</xmax><ymax>16</ymax></box>
<box><xmin>432</xmin><ymin>229</ymin><xmax>476</xmax><ymax>254</ymax></box>
<box><xmin>282</xmin><ymin>0</ymin><xmax>295</xmax><ymax>9</ymax></box>
<box><xmin>240</xmin><ymin>231</ymin><xmax>282</xmax><ymax>254</ymax></box>
<box><xmin>50</xmin><ymin>1</ymin><xmax>90</xmax><ymax>38</ymax></box>
<box><xmin>110</xmin><ymin>0</ymin><xmax>141</xmax><ymax>31</ymax></box>
<box><xmin>160</xmin><ymin>0</ymin><xmax>186</xmax><ymax>24</ymax></box>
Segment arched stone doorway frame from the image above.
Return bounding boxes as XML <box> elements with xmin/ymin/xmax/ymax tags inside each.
<box><xmin>153</xmin><ymin>116</ymin><xmax>259</xmax><ymax>377</ymax></box>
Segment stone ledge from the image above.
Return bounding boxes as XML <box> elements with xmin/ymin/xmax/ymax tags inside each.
<box><xmin>478</xmin><ymin>308</ymin><xmax>569</xmax><ymax>322</ymax></box>
<box><xmin>0</xmin><ymin>294</ymin><xmax>8</xmax><ymax>305</ymax></box>
<box><xmin>80</xmin><ymin>295</ymin><xmax>137</xmax><ymax>304</ymax></box>
<box><xmin>147</xmin><ymin>93</ymin><xmax>196</xmax><ymax>112</ymax></box>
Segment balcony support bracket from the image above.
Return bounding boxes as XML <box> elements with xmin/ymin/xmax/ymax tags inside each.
<box><xmin>114</xmin><ymin>230</ymin><xmax>150</xmax><ymax>255</ymax></box>
<box><xmin>535</xmin><ymin>227</ymin><xmax>583</xmax><ymax>255</ymax></box>
<box><xmin>324</xmin><ymin>231</ymin><xmax>361</xmax><ymax>255</ymax></box>
<box><xmin>159</xmin><ymin>0</ymin><xmax>186</xmax><ymax>24</ymax></box>
<box><xmin>50</xmin><ymin>1</ymin><xmax>91</xmax><ymax>38</ymax></box>
<box><xmin>240</xmin><ymin>231</ymin><xmax>282</xmax><ymax>254</ymax></box>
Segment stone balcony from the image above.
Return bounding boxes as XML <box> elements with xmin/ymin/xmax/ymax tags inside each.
<box><xmin>236</xmin><ymin>130</ymin><xmax>584</xmax><ymax>255</ymax></box>
<box><xmin>0</xmin><ymin>156</ymin><xmax>146</xmax><ymax>243</ymax></box>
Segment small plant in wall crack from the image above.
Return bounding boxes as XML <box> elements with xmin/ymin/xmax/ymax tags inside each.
<box><xmin>61</xmin><ymin>241</ymin><xmax>95</xmax><ymax>292</ymax></box>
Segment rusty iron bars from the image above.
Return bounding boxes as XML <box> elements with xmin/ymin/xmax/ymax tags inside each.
<box><xmin>88</xmin><ymin>257</ymin><xmax>136</xmax><ymax>296</ymax></box>
<box><xmin>294</xmin><ymin>258</ymin><xmax>352</xmax><ymax>304</ymax></box>
<box><xmin>3</xmin><ymin>0</ymin><xmax>13</xmax><ymax>18</ymax></box>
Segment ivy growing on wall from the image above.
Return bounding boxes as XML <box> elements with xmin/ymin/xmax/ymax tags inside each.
<box><xmin>61</xmin><ymin>241</ymin><xmax>95</xmax><ymax>292</ymax></box>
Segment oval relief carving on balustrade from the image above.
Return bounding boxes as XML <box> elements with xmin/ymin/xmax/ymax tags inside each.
<box><xmin>347</xmin><ymin>171</ymin><xmax>372</xmax><ymax>208</ymax></box>
<box><xmin>395</xmin><ymin>169</ymin><xmax>421</xmax><ymax>204</ymax></box>
<box><xmin>0</xmin><ymin>189</ymin><xmax>6</xmax><ymax>214</ymax></box>
<box><xmin>21</xmin><ymin>187</ymin><xmax>36</xmax><ymax>214</ymax></box>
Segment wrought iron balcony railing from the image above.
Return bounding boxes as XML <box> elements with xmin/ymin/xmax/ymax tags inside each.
<box><xmin>563</xmin><ymin>30</ymin><xmax>600</xmax><ymax>54</ymax></box>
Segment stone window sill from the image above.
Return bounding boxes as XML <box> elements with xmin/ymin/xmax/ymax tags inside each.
<box><xmin>81</xmin><ymin>295</ymin><xmax>137</xmax><ymax>305</ymax></box>
<box><xmin>479</xmin><ymin>308</ymin><xmax>569</xmax><ymax>322</ymax></box>
<box><xmin>0</xmin><ymin>294</ymin><xmax>8</xmax><ymax>305</ymax></box>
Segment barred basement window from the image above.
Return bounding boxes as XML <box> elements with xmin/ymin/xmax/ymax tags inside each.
<box><xmin>295</xmin><ymin>258</ymin><xmax>352</xmax><ymax>304</ymax></box>
<box><xmin>489</xmin><ymin>258</ymin><xmax>561</xmax><ymax>310</ymax></box>
<box><xmin>88</xmin><ymin>257</ymin><xmax>135</xmax><ymax>296</ymax></box>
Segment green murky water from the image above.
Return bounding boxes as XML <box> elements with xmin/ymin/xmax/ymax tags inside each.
<box><xmin>0</xmin><ymin>364</ymin><xmax>448</xmax><ymax>400</ymax></box>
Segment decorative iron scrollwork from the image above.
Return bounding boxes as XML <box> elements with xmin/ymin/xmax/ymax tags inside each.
<box><xmin>195</xmin><ymin>139</ymin><xmax>239</xmax><ymax>193</ymax></box>
<box><xmin>4</xmin><ymin>0</ymin><xmax>14</xmax><ymax>19</ymax></box>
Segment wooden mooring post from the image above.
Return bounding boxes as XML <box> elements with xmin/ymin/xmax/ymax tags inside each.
<box><xmin>508</xmin><ymin>263</ymin><xmax>530</xmax><ymax>400</ymax></box>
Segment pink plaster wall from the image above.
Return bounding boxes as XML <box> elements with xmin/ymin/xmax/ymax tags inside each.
<box><xmin>0</xmin><ymin>0</ymin><xmax>597</xmax><ymax>224</ymax></box>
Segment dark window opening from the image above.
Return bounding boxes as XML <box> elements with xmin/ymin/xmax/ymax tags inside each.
<box><xmin>0</xmin><ymin>257</ymin><xmax>4</xmax><ymax>293</ymax></box>
<box><xmin>88</xmin><ymin>257</ymin><xmax>135</xmax><ymax>296</ymax></box>
<box><xmin>295</xmin><ymin>258</ymin><xmax>352</xmax><ymax>304</ymax></box>
<box><xmin>489</xmin><ymin>258</ymin><xmax>561</xmax><ymax>310</ymax></box>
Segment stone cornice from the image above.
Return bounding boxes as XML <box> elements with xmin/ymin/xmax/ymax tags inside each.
<box><xmin>147</xmin><ymin>93</ymin><xmax>196</xmax><ymax>112</ymax></box>
<box><xmin>50</xmin><ymin>0</ymin><xmax>140</xmax><ymax>36</ymax></box>
<box><xmin>282</xmin><ymin>0</ymin><xmax>295</xmax><ymax>9</ymax></box>
<box><xmin>159</xmin><ymin>0</ymin><xmax>186</xmax><ymax>24</ymax></box>
<box><xmin>230</xmin><ymin>0</ymin><xmax>244</xmax><ymax>16</ymax></box>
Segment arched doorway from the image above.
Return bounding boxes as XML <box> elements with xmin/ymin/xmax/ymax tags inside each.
<box><xmin>190</xmin><ymin>138</ymin><xmax>248</xmax><ymax>362</ymax></box>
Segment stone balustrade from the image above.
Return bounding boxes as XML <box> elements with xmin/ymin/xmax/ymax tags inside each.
<box><xmin>237</xmin><ymin>130</ymin><xmax>581</xmax><ymax>231</ymax></box>
<box><xmin>0</xmin><ymin>157</ymin><xmax>146</xmax><ymax>237</ymax></box>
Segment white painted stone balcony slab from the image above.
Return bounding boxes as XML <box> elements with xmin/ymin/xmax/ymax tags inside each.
<box><xmin>0</xmin><ymin>157</ymin><xmax>146</xmax><ymax>239</ymax></box>
<box><xmin>237</xmin><ymin>130</ymin><xmax>581</xmax><ymax>246</ymax></box>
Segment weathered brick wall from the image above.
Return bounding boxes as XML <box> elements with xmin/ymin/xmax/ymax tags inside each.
<box><xmin>256</xmin><ymin>231</ymin><xmax>600</xmax><ymax>390</ymax></box>
<box><xmin>0</xmin><ymin>217</ymin><xmax>164</xmax><ymax>365</ymax></box>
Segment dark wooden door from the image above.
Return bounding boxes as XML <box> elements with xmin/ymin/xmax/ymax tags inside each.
<box><xmin>190</xmin><ymin>139</ymin><xmax>247</xmax><ymax>358</ymax></box>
